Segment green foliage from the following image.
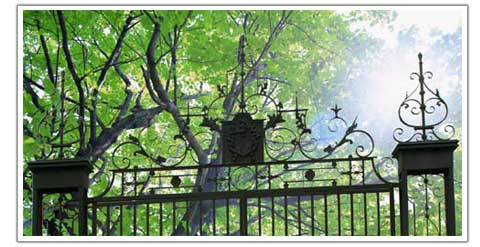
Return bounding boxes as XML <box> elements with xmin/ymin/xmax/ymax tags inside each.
<box><xmin>22</xmin><ymin>10</ymin><xmax>462</xmax><ymax>236</ymax></box>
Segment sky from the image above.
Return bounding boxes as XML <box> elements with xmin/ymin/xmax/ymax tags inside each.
<box><xmin>340</xmin><ymin>9</ymin><xmax>463</xmax><ymax>155</ymax></box>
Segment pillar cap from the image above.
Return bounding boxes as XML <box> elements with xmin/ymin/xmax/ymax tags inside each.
<box><xmin>28</xmin><ymin>158</ymin><xmax>93</xmax><ymax>173</ymax></box>
<box><xmin>392</xmin><ymin>139</ymin><xmax>458</xmax><ymax>157</ymax></box>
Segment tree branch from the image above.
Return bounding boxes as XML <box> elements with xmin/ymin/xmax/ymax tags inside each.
<box><xmin>90</xmin><ymin>12</ymin><xmax>139</xmax><ymax>148</ymax></box>
<box><xmin>23</xmin><ymin>75</ymin><xmax>44</xmax><ymax>111</ymax></box>
<box><xmin>145</xmin><ymin>19</ymin><xmax>208</xmax><ymax>164</ymax></box>
<box><xmin>57</xmin><ymin>10</ymin><xmax>87</xmax><ymax>155</ymax></box>
<box><xmin>91</xmin><ymin>106</ymin><xmax>165</xmax><ymax>161</ymax></box>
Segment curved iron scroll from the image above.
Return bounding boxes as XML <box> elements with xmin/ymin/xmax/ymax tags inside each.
<box><xmin>393</xmin><ymin>53</ymin><xmax>455</xmax><ymax>142</ymax></box>
<box><xmin>265</xmin><ymin>104</ymin><xmax>375</xmax><ymax>162</ymax></box>
<box><xmin>90</xmin><ymin>156</ymin><xmax>397</xmax><ymax>199</ymax></box>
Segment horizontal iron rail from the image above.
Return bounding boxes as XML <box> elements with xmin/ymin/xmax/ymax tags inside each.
<box><xmin>110</xmin><ymin>156</ymin><xmax>377</xmax><ymax>173</ymax></box>
<box><xmin>87</xmin><ymin>183</ymin><xmax>398</xmax><ymax>205</ymax></box>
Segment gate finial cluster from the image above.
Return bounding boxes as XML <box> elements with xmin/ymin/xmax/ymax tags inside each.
<box><xmin>393</xmin><ymin>53</ymin><xmax>455</xmax><ymax>142</ymax></box>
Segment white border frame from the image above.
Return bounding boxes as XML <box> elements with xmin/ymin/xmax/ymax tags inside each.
<box><xmin>16</xmin><ymin>4</ymin><xmax>468</xmax><ymax>242</ymax></box>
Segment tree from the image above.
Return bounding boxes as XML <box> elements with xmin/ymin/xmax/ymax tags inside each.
<box><xmin>22</xmin><ymin>10</ymin><xmax>393</xmax><ymax>235</ymax></box>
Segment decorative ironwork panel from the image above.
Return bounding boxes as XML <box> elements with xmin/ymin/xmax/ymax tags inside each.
<box><xmin>221</xmin><ymin>113</ymin><xmax>265</xmax><ymax>164</ymax></box>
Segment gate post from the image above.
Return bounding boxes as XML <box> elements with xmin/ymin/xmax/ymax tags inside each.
<box><xmin>391</xmin><ymin>53</ymin><xmax>459</xmax><ymax>236</ymax></box>
<box><xmin>398</xmin><ymin>170</ymin><xmax>409</xmax><ymax>236</ymax></box>
<box><xmin>28</xmin><ymin>159</ymin><xmax>92</xmax><ymax>236</ymax></box>
<box><xmin>444</xmin><ymin>164</ymin><xmax>456</xmax><ymax>235</ymax></box>
<box><xmin>393</xmin><ymin>140</ymin><xmax>458</xmax><ymax>235</ymax></box>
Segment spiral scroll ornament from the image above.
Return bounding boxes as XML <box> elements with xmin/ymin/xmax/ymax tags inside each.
<box><xmin>393</xmin><ymin>53</ymin><xmax>455</xmax><ymax>143</ymax></box>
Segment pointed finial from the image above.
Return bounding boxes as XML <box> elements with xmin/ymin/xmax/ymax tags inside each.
<box><xmin>238</xmin><ymin>35</ymin><xmax>247</xmax><ymax>112</ymax></box>
<box><xmin>418</xmin><ymin>52</ymin><xmax>423</xmax><ymax>61</ymax></box>
<box><xmin>331</xmin><ymin>104</ymin><xmax>342</xmax><ymax>118</ymax></box>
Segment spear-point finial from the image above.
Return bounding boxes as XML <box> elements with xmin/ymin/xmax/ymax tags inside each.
<box><xmin>418</xmin><ymin>52</ymin><xmax>423</xmax><ymax>61</ymax></box>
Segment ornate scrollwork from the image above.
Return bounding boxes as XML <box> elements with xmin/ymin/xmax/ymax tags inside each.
<box><xmin>231</xmin><ymin>166</ymin><xmax>256</xmax><ymax>190</ymax></box>
<box><xmin>99</xmin><ymin>34</ymin><xmax>378</xmax><ymax>199</ymax></box>
<box><xmin>111</xmin><ymin>127</ymin><xmax>189</xmax><ymax>169</ymax></box>
<box><xmin>370</xmin><ymin>157</ymin><xmax>398</xmax><ymax>184</ymax></box>
<box><xmin>265</xmin><ymin>101</ymin><xmax>375</xmax><ymax>162</ymax></box>
<box><xmin>394</xmin><ymin>53</ymin><xmax>455</xmax><ymax>143</ymax></box>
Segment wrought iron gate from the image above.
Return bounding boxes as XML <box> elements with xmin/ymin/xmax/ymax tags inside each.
<box><xmin>83</xmin><ymin>156</ymin><xmax>398</xmax><ymax>236</ymax></box>
<box><xmin>27</xmin><ymin>43</ymin><xmax>459</xmax><ymax>237</ymax></box>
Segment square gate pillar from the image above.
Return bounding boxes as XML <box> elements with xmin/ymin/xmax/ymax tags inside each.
<box><xmin>28</xmin><ymin>159</ymin><xmax>92</xmax><ymax>236</ymax></box>
<box><xmin>392</xmin><ymin>140</ymin><xmax>458</xmax><ymax>236</ymax></box>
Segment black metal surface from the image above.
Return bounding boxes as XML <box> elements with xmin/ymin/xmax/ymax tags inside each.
<box><xmin>222</xmin><ymin>113</ymin><xmax>265</xmax><ymax>164</ymax></box>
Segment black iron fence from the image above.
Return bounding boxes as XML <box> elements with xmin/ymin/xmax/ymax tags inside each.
<box><xmin>86</xmin><ymin>157</ymin><xmax>397</xmax><ymax>236</ymax></box>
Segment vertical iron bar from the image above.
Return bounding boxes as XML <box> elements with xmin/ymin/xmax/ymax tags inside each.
<box><xmin>349</xmin><ymin>160</ymin><xmax>353</xmax><ymax>235</ymax></box>
<box><xmin>337</xmin><ymin>193</ymin><xmax>341</xmax><ymax>236</ymax></box>
<box><xmin>92</xmin><ymin>203</ymin><xmax>97</xmax><ymax>236</ymax></box>
<box><xmin>133</xmin><ymin>203</ymin><xmax>137</xmax><ymax>236</ymax></box>
<box><xmin>413</xmin><ymin>203</ymin><xmax>417</xmax><ymax>236</ymax></box>
<box><xmin>362</xmin><ymin>161</ymin><xmax>367</xmax><ymax>236</ymax></box>
<box><xmin>361</xmin><ymin>160</ymin><xmax>365</xmax><ymax>185</ymax></box>
<box><xmin>284</xmin><ymin>195</ymin><xmax>288</xmax><ymax>236</ymax></box>
<box><xmin>324</xmin><ymin>195</ymin><xmax>328</xmax><ymax>236</ymax></box>
<box><xmin>146</xmin><ymin>203</ymin><xmax>150</xmax><ymax>236</ymax></box>
<box><xmin>311</xmin><ymin>195</ymin><xmax>314</xmax><ymax>236</ymax></box>
<box><xmin>239</xmin><ymin>35</ymin><xmax>246</xmax><ymax>111</ymax></box>
<box><xmin>364</xmin><ymin>192</ymin><xmax>368</xmax><ymax>236</ymax></box>
<box><xmin>255</xmin><ymin>164</ymin><xmax>258</xmax><ymax>190</ymax></box>
<box><xmin>213</xmin><ymin>199</ymin><xmax>216</xmax><ymax>236</ymax></box>
<box><xmin>399</xmin><ymin>171</ymin><xmax>409</xmax><ymax>235</ymax></box>
<box><xmin>186</xmin><ymin>201</ymin><xmax>189</xmax><ymax>235</ymax></box>
<box><xmin>258</xmin><ymin>198</ymin><xmax>261</xmax><ymax>236</ymax></box>
<box><xmin>350</xmin><ymin>193</ymin><xmax>354</xmax><ymax>236</ymax></box>
<box><xmin>134</xmin><ymin>170</ymin><xmax>137</xmax><ymax>196</ymax></box>
<box><xmin>121</xmin><ymin>172</ymin><xmax>125</xmax><ymax>196</ymax></box>
<box><xmin>297</xmin><ymin>196</ymin><xmax>301</xmax><ymax>236</ymax></box>
<box><xmin>268</xmin><ymin>165</ymin><xmax>272</xmax><ymax>189</ymax></box>
<box><xmin>438</xmin><ymin>202</ymin><xmax>442</xmax><ymax>236</ymax></box>
<box><xmin>215</xmin><ymin>167</ymin><xmax>218</xmax><ymax>192</ymax></box>
<box><xmin>417</xmin><ymin>53</ymin><xmax>428</xmax><ymax>140</ymax></box>
<box><xmin>376</xmin><ymin>192</ymin><xmax>380</xmax><ymax>236</ymax></box>
<box><xmin>228</xmin><ymin>167</ymin><xmax>231</xmax><ymax>192</ymax></box>
<box><xmin>159</xmin><ymin>202</ymin><xmax>163</xmax><ymax>236</ymax></box>
<box><xmin>106</xmin><ymin>205</ymin><xmax>111</xmax><ymax>236</ymax></box>
<box><xmin>426</xmin><ymin>215</ymin><xmax>429</xmax><ymax>236</ymax></box>
<box><xmin>426</xmin><ymin>214</ymin><xmax>429</xmax><ymax>236</ymax></box>
<box><xmin>425</xmin><ymin>175</ymin><xmax>429</xmax><ymax>236</ymax></box>
<box><xmin>272</xmin><ymin>197</ymin><xmax>275</xmax><ymax>236</ymax></box>
<box><xmin>119</xmin><ymin>205</ymin><xmax>123</xmax><ymax>236</ymax></box>
<box><xmin>172</xmin><ymin>202</ymin><xmax>176</xmax><ymax>236</ymax></box>
<box><xmin>199</xmin><ymin>200</ymin><xmax>202</xmax><ymax>235</ymax></box>
<box><xmin>226</xmin><ymin>199</ymin><xmax>230</xmax><ymax>235</ymax></box>
<box><xmin>389</xmin><ymin>189</ymin><xmax>396</xmax><ymax>236</ymax></box>
<box><xmin>240</xmin><ymin>196</ymin><xmax>247</xmax><ymax>236</ymax></box>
